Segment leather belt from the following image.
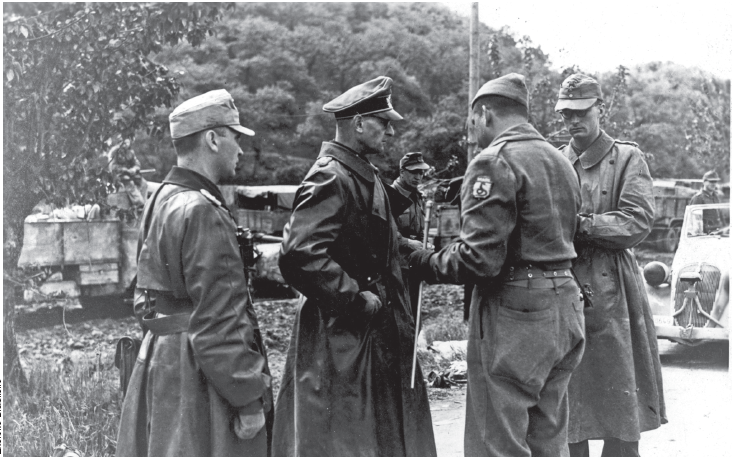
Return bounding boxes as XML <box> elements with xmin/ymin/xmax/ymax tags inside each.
<box><xmin>140</xmin><ymin>291</ymin><xmax>194</xmax><ymax>335</ymax></box>
<box><xmin>140</xmin><ymin>311</ymin><xmax>190</xmax><ymax>335</ymax></box>
<box><xmin>503</xmin><ymin>265</ymin><xmax>573</xmax><ymax>290</ymax></box>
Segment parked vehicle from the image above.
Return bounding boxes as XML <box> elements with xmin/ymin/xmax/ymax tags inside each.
<box><xmin>643</xmin><ymin>203</ymin><xmax>730</xmax><ymax>344</ymax></box>
<box><xmin>18</xmin><ymin>183</ymin><xmax>292</xmax><ymax>305</ymax></box>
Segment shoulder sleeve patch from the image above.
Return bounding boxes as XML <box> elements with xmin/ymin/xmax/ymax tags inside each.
<box><xmin>316</xmin><ymin>156</ymin><xmax>333</xmax><ymax>167</ymax></box>
<box><xmin>199</xmin><ymin>189</ymin><xmax>221</xmax><ymax>207</ymax></box>
<box><xmin>614</xmin><ymin>139</ymin><xmax>639</xmax><ymax>147</ymax></box>
<box><xmin>472</xmin><ymin>176</ymin><xmax>493</xmax><ymax>199</ymax></box>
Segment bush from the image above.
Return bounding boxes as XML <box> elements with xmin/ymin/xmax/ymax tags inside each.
<box><xmin>3</xmin><ymin>361</ymin><xmax>121</xmax><ymax>457</ymax></box>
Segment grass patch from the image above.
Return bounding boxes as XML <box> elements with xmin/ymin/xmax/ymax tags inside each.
<box><xmin>4</xmin><ymin>361</ymin><xmax>121</xmax><ymax>457</ymax></box>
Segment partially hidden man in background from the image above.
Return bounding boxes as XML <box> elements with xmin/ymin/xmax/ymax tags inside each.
<box><xmin>391</xmin><ymin>151</ymin><xmax>431</xmax><ymax>322</ymax></box>
<box><xmin>409</xmin><ymin>73</ymin><xmax>585</xmax><ymax>456</ymax></box>
<box><xmin>116</xmin><ymin>90</ymin><xmax>273</xmax><ymax>456</ymax></box>
<box><xmin>273</xmin><ymin>76</ymin><xmax>436</xmax><ymax>456</ymax></box>
<box><xmin>555</xmin><ymin>74</ymin><xmax>667</xmax><ymax>457</ymax></box>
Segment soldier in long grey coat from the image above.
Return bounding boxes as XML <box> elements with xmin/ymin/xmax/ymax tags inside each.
<box><xmin>555</xmin><ymin>74</ymin><xmax>667</xmax><ymax>457</ymax></box>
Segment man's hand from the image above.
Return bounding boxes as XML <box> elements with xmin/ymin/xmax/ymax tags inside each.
<box><xmin>233</xmin><ymin>408</ymin><xmax>265</xmax><ymax>440</ymax></box>
<box><xmin>407</xmin><ymin>238</ymin><xmax>434</xmax><ymax>251</ymax></box>
<box><xmin>358</xmin><ymin>291</ymin><xmax>382</xmax><ymax>315</ymax></box>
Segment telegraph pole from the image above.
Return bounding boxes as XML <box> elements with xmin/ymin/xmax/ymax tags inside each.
<box><xmin>467</xmin><ymin>2</ymin><xmax>480</xmax><ymax>163</ymax></box>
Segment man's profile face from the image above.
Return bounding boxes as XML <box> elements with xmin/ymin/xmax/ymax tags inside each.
<box><xmin>559</xmin><ymin>103</ymin><xmax>602</xmax><ymax>143</ymax></box>
<box><xmin>215</xmin><ymin>127</ymin><xmax>243</xmax><ymax>181</ymax></box>
<box><xmin>470</xmin><ymin>107</ymin><xmax>492</xmax><ymax>149</ymax></box>
<box><xmin>358</xmin><ymin>115</ymin><xmax>394</xmax><ymax>154</ymax></box>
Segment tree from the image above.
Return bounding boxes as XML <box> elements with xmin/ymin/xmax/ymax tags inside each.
<box><xmin>3</xmin><ymin>2</ymin><xmax>229</xmax><ymax>390</ymax></box>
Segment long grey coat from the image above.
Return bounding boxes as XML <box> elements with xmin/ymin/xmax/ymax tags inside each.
<box><xmin>560</xmin><ymin>131</ymin><xmax>667</xmax><ymax>442</ymax></box>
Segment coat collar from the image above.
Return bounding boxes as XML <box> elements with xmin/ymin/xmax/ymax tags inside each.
<box><xmin>563</xmin><ymin>130</ymin><xmax>615</xmax><ymax>169</ymax></box>
<box><xmin>391</xmin><ymin>178</ymin><xmax>418</xmax><ymax>199</ymax></box>
<box><xmin>490</xmin><ymin>122</ymin><xmax>546</xmax><ymax>147</ymax></box>
<box><xmin>318</xmin><ymin>141</ymin><xmax>378</xmax><ymax>183</ymax></box>
<box><xmin>163</xmin><ymin>166</ymin><xmax>228</xmax><ymax>209</ymax></box>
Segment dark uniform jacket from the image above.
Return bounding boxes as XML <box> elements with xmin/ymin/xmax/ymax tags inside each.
<box><xmin>689</xmin><ymin>188</ymin><xmax>724</xmax><ymax>206</ymax></box>
<box><xmin>426</xmin><ymin>123</ymin><xmax>580</xmax><ymax>284</ymax></box>
<box><xmin>425</xmin><ymin>123</ymin><xmax>584</xmax><ymax>456</ymax></box>
<box><xmin>392</xmin><ymin>178</ymin><xmax>425</xmax><ymax>240</ymax></box>
<box><xmin>116</xmin><ymin>167</ymin><xmax>271</xmax><ymax>457</ymax></box>
<box><xmin>560</xmin><ymin>131</ymin><xmax>667</xmax><ymax>442</ymax></box>
<box><xmin>273</xmin><ymin>141</ymin><xmax>436</xmax><ymax>457</ymax></box>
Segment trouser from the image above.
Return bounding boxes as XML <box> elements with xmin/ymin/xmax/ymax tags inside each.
<box><xmin>464</xmin><ymin>281</ymin><xmax>585</xmax><ymax>456</ymax></box>
<box><xmin>569</xmin><ymin>439</ymin><xmax>640</xmax><ymax>457</ymax></box>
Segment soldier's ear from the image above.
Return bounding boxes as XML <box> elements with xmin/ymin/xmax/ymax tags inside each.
<box><xmin>203</xmin><ymin>129</ymin><xmax>219</xmax><ymax>152</ymax></box>
<box><xmin>481</xmin><ymin>105</ymin><xmax>493</xmax><ymax>127</ymax></box>
<box><xmin>353</xmin><ymin>115</ymin><xmax>364</xmax><ymax>134</ymax></box>
<box><xmin>597</xmin><ymin>102</ymin><xmax>606</xmax><ymax>119</ymax></box>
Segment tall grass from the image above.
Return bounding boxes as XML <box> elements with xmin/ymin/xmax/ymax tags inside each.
<box><xmin>4</xmin><ymin>361</ymin><xmax>121</xmax><ymax>457</ymax></box>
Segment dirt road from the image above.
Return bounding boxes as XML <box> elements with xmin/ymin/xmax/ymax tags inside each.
<box><xmin>432</xmin><ymin>339</ymin><xmax>732</xmax><ymax>457</ymax></box>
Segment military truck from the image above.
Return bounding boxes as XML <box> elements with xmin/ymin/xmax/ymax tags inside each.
<box><xmin>17</xmin><ymin>183</ymin><xmax>292</xmax><ymax>306</ymax></box>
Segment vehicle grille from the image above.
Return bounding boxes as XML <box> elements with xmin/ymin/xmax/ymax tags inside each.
<box><xmin>673</xmin><ymin>264</ymin><xmax>721</xmax><ymax>328</ymax></box>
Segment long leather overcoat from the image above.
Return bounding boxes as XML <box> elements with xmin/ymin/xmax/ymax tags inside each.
<box><xmin>560</xmin><ymin>132</ymin><xmax>667</xmax><ymax>442</ymax></box>
<box><xmin>273</xmin><ymin>141</ymin><xmax>436</xmax><ymax>457</ymax></box>
<box><xmin>116</xmin><ymin>167</ymin><xmax>271</xmax><ymax>456</ymax></box>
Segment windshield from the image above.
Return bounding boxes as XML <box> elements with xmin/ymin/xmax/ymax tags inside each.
<box><xmin>686</xmin><ymin>207</ymin><xmax>730</xmax><ymax>237</ymax></box>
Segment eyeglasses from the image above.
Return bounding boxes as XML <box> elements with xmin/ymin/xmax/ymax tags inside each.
<box><xmin>557</xmin><ymin>106</ymin><xmax>596</xmax><ymax>120</ymax></box>
<box><xmin>365</xmin><ymin>115</ymin><xmax>393</xmax><ymax>131</ymax></box>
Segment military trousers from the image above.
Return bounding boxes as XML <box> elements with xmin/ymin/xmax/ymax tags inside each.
<box><xmin>464</xmin><ymin>280</ymin><xmax>585</xmax><ymax>456</ymax></box>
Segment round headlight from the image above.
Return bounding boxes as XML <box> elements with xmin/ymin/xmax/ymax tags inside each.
<box><xmin>643</xmin><ymin>261</ymin><xmax>670</xmax><ymax>286</ymax></box>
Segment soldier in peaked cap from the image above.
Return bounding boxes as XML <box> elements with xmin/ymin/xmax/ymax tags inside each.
<box><xmin>273</xmin><ymin>76</ymin><xmax>436</xmax><ymax>456</ymax></box>
<box><xmin>408</xmin><ymin>73</ymin><xmax>585</xmax><ymax>456</ymax></box>
<box><xmin>117</xmin><ymin>89</ymin><xmax>273</xmax><ymax>456</ymax></box>
<box><xmin>555</xmin><ymin>74</ymin><xmax>666</xmax><ymax>457</ymax></box>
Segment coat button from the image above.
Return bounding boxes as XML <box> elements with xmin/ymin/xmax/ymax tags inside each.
<box><xmin>602</xmin><ymin>190</ymin><xmax>607</xmax><ymax>195</ymax></box>
<box><xmin>602</xmin><ymin>272</ymin><xmax>608</xmax><ymax>276</ymax></box>
<box><xmin>609</xmin><ymin>159</ymin><xmax>615</xmax><ymax>164</ymax></box>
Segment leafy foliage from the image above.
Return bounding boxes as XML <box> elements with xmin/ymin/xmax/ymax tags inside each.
<box><xmin>3</xmin><ymin>2</ymin><xmax>227</xmax><ymax>247</ymax></box>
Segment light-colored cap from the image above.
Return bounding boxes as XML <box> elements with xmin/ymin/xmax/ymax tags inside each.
<box><xmin>555</xmin><ymin>74</ymin><xmax>603</xmax><ymax>111</ymax></box>
<box><xmin>169</xmin><ymin>89</ymin><xmax>254</xmax><ymax>140</ymax></box>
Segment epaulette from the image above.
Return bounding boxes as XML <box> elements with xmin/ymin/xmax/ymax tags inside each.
<box><xmin>614</xmin><ymin>139</ymin><xmax>639</xmax><ymax>147</ymax></box>
<box><xmin>199</xmin><ymin>189</ymin><xmax>222</xmax><ymax>207</ymax></box>
<box><xmin>316</xmin><ymin>156</ymin><xmax>333</xmax><ymax>167</ymax></box>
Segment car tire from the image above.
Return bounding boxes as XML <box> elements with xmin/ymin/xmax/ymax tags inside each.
<box><xmin>660</xmin><ymin>226</ymin><xmax>681</xmax><ymax>253</ymax></box>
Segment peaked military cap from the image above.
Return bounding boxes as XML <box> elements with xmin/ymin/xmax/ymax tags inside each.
<box><xmin>400</xmin><ymin>152</ymin><xmax>430</xmax><ymax>171</ymax></box>
<box><xmin>323</xmin><ymin>76</ymin><xmax>403</xmax><ymax>121</ymax></box>
<box><xmin>703</xmin><ymin>170</ymin><xmax>721</xmax><ymax>181</ymax></box>
<box><xmin>471</xmin><ymin>73</ymin><xmax>528</xmax><ymax>108</ymax></box>
<box><xmin>169</xmin><ymin>89</ymin><xmax>255</xmax><ymax>140</ymax></box>
<box><xmin>555</xmin><ymin>74</ymin><xmax>603</xmax><ymax>111</ymax></box>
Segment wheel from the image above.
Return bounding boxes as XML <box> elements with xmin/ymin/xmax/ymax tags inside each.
<box><xmin>659</xmin><ymin>226</ymin><xmax>681</xmax><ymax>253</ymax></box>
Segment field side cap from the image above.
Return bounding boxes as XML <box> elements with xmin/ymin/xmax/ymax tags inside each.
<box><xmin>169</xmin><ymin>89</ymin><xmax>255</xmax><ymax>140</ymax></box>
<box><xmin>555</xmin><ymin>74</ymin><xmax>603</xmax><ymax>111</ymax></box>
<box><xmin>471</xmin><ymin>73</ymin><xmax>529</xmax><ymax>108</ymax></box>
<box><xmin>401</xmin><ymin>152</ymin><xmax>430</xmax><ymax>171</ymax></box>
<box><xmin>323</xmin><ymin>76</ymin><xmax>403</xmax><ymax>121</ymax></box>
<box><xmin>703</xmin><ymin>170</ymin><xmax>721</xmax><ymax>181</ymax></box>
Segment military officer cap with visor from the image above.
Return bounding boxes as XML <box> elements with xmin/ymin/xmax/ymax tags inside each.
<box><xmin>471</xmin><ymin>73</ymin><xmax>529</xmax><ymax>109</ymax></box>
<box><xmin>169</xmin><ymin>89</ymin><xmax>255</xmax><ymax>140</ymax></box>
<box><xmin>400</xmin><ymin>152</ymin><xmax>430</xmax><ymax>171</ymax></box>
<box><xmin>703</xmin><ymin>170</ymin><xmax>721</xmax><ymax>182</ymax></box>
<box><xmin>323</xmin><ymin>76</ymin><xmax>403</xmax><ymax>121</ymax></box>
<box><xmin>555</xmin><ymin>74</ymin><xmax>603</xmax><ymax>111</ymax></box>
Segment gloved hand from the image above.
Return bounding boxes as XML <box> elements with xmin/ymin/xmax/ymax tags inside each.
<box><xmin>357</xmin><ymin>290</ymin><xmax>382</xmax><ymax>315</ymax></box>
<box><xmin>233</xmin><ymin>408</ymin><xmax>265</xmax><ymax>440</ymax></box>
<box><xmin>408</xmin><ymin>249</ymin><xmax>435</xmax><ymax>282</ymax></box>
